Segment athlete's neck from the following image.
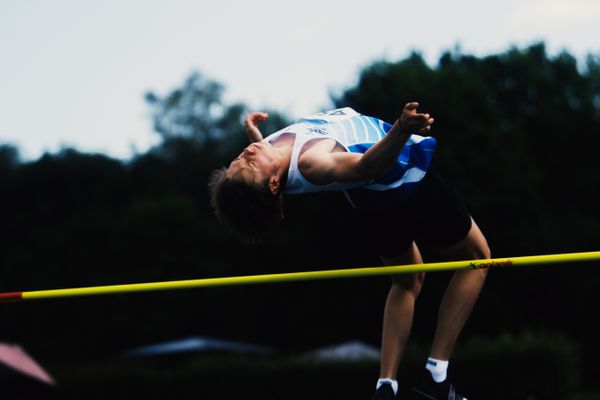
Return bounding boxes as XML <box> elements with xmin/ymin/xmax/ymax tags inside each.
<box><xmin>268</xmin><ymin>133</ymin><xmax>295</xmax><ymax>186</ymax></box>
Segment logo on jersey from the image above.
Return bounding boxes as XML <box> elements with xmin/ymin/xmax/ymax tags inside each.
<box><xmin>307</xmin><ymin>127</ymin><xmax>328</xmax><ymax>135</ymax></box>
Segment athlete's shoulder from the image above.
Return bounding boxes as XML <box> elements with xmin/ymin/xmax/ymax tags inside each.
<box><xmin>263</xmin><ymin>122</ymin><xmax>303</xmax><ymax>143</ymax></box>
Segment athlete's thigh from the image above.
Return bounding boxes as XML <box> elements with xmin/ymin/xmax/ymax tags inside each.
<box><xmin>432</xmin><ymin>217</ymin><xmax>491</xmax><ymax>261</ymax></box>
<box><xmin>412</xmin><ymin>168</ymin><xmax>473</xmax><ymax>249</ymax></box>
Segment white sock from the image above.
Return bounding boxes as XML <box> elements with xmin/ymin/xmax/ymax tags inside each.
<box><xmin>425</xmin><ymin>357</ymin><xmax>449</xmax><ymax>383</ymax></box>
<box><xmin>376</xmin><ymin>378</ymin><xmax>398</xmax><ymax>395</ymax></box>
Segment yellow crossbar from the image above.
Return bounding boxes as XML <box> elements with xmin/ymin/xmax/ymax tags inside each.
<box><xmin>1</xmin><ymin>251</ymin><xmax>598</xmax><ymax>303</ymax></box>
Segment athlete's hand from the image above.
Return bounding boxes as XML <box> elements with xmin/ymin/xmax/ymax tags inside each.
<box><xmin>399</xmin><ymin>102</ymin><xmax>434</xmax><ymax>134</ymax></box>
<box><xmin>244</xmin><ymin>112</ymin><xmax>269</xmax><ymax>143</ymax></box>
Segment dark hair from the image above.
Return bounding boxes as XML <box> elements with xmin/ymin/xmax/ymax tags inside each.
<box><xmin>208</xmin><ymin>167</ymin><xmax>282</xmax><ymax>244</ymax></box>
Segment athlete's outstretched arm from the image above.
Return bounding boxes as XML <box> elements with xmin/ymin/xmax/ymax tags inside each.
<box><xmin>301</xmin><ymin>102</ymin><xmax>434</xmax><ymax>184</ymax></box>
<box><xmin>244</xmin><ymin>112</ymin><xmax>268</xmax><ymax>143</ymax></box>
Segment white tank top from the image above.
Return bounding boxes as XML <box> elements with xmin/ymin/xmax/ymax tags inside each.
<box><xmin>264</xmin><ymin>107</ymin><xmax>437</xmax><ymax>205</ymax></box>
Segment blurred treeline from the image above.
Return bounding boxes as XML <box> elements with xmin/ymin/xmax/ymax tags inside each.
<box><xmin>1</xmin><ymin>43</ymin><xmax>600</xmax><ymax>399</ymax></box>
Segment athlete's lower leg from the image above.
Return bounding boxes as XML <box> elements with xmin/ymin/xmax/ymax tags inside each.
<box><xmin>429</xmin><ymin>218</ymin><xmax>490</xmax><ymax>360</ymax></box>
<box><xmin>379</xmin><ymin>241</ymin><xmax>424</xmax><ymax>379</ymax></box>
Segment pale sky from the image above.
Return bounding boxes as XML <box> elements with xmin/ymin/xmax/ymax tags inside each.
<box><xmin>1</xmin><ymin>0</ymin><xmax>599</xmax><ymax>161</ymax></box>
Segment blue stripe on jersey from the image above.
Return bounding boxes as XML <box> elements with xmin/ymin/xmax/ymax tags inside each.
<box><xmin>299</xmin><ymin>118</ymin><xmax>328</xmax><ymax>125</ymax></box>
<box><xmin>347</xmin><ymin>136</ymin><xmax>436</xmax><ymax>186</ymax></box>
<box><xmin>360</xmin><ymin>117</ymin><xmax>379</xmax><ymax>142</ymax></box>
<box><xmin>348</xmin><ymin>143</ymin><xmax>371</xmax><ymax>154</ymax></box>
<box><xmin>361</xmin><ymin>117</ymin><xmax>375</xmax><ymax>141</ymax></box>
<box><xmin>407</xmin><ymin>139</ymin><xmax>436</xmax><ymax>168</ymax></box>
<box><xmin>341</xmin><ymin>118</ymin><xmax>356</xmax><ymax>142</ymax></box>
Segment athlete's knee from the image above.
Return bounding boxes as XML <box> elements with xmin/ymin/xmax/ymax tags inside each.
<box><xmin>391</xmin><ymin>272</ymin><xmax>425</xmax><ymax>297</ymax></box>
<box><xmin>462</xmin><ymin>239</ymin><xmax>490</xmax><ymax>278</ymax></box>
<box><xmin>470</xmin><ymin>265</ymin><xmax>489</xmax><ymax>280</ymax></box>
<box><xmin>469</xmin><ymin>219</ymin><xmax>491</xmax><ymax>260</ymax></box>
<box><xmin>441</xmin><ymin>219</ymin><xmax>491</xmax><ymax>262</ymax></box>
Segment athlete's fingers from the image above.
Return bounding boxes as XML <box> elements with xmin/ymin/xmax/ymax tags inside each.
<box><xmin>412</xmin><ymin>113</ymin><xmax>430</xmax><ymax>124</ymax></box>
<box><xmin>404</xmin><ymin>102</ymin><xmax>419</xmax><ymax>111</ymax></box>
<box><xmin>244</xmin><ymin>113</ymin><xmax>268</xmax><ymax>130</ymax></box>
<box><xmin>245</xmin><ymin>112</ymin><xmax>268</xmax><ymax>121</ymax></box>
<box><xmin>415</xmin><ymin>114</ymin><xmax>433</xmax><ymax>123</ymax></box>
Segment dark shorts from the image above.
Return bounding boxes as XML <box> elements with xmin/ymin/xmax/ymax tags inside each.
<box><xmin>352</xmin><ymin>167</ymin><xmax>472</xmax><ymax>258</ymax></box>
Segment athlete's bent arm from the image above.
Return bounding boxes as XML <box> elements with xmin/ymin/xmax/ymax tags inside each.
<box><xmin>301</xmin><ymin>102</ymin><xmax>434</xmax><ymax>184</ymax></box>
<box><xmin>244</xmin><ymin>112</ymin><xmax>268</xmax><ymax>143</ymax></box>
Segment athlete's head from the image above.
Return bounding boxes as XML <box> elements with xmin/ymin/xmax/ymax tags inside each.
<box><xmin>208</xmin><ymin>141</ymin><xmax>284</xmax><ymax>243</ymax></box>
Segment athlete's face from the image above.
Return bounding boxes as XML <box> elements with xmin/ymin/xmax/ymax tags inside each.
<box><xmin>227</xmin><ymin>141</ymin><xmax>280</xmax><ymax>192</ymax></box>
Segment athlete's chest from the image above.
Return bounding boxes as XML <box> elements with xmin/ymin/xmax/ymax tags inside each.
<box><xmin>298</xmin><ymin>137</ymin><xmax>346</xmax><ymax>160</ymax></box>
